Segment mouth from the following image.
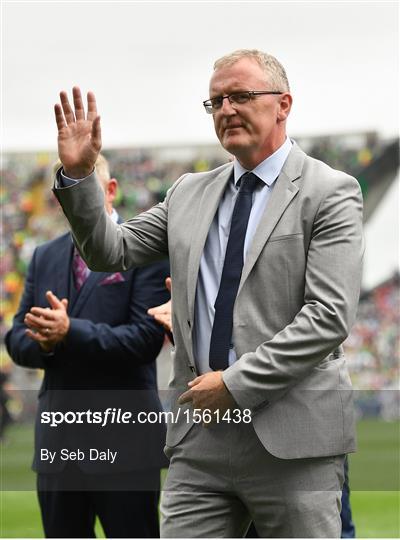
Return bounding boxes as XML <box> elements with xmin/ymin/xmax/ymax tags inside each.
<box><xmin>223</xmin><ymin>124</ymin><xmax>244</xmax><ymax>133</ymax></box>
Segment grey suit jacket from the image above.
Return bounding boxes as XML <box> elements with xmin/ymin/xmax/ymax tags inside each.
<box><xmin>54</xmin><ymin>143</ymin><xmax>363</xmax><ymax>459</ymax></box>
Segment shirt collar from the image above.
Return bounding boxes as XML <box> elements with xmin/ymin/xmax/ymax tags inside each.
<box><xmin>110</xmin><ymin>208</ymin><xmax>119</xmax><ymax>223</ymax></box>
<box><xmin>233</xmin><ymin>136</ymin><xmax>293</xmax><ymax>188</ymax></box>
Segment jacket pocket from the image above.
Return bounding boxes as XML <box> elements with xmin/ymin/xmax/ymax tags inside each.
<box><xmin>268</xmin><ymin>233</ymin><xmax>304</xmax><ymax>242</ymax></box>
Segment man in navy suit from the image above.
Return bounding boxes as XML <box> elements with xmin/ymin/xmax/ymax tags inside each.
<box><xmin>5</xmin><ymin>154</ymin><xmax>170</xmax><ymax>538</ymax></box>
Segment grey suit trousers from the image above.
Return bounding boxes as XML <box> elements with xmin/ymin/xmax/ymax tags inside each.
<box><xmin>161</xmin><ymin>421</ymin><xmax>345</xmax><ymax>538</ymax></box>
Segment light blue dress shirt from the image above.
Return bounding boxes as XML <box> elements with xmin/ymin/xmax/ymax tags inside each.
<box><xmin>60</xmin><ymin>137</ymin><xmax>292</xmax><ymax>373</ymax></box>
<box><xmin>193</xmin><ymin>136</ymin><xmax>292</xmax><ymax>374</ymax></box>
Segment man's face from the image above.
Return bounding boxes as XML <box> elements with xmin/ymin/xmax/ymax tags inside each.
<box><xmin>209</xmin><ymin>57</ymin><xmax>291</xmax><ymax>168</ymax></box>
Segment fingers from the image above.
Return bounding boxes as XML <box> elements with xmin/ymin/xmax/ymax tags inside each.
<box><xmin>60</xmin><ymin>91</ymin><xmax>76</xmax><ymax>125</ymax></box>
<box><xmin>188</xmin><ymin>374</ymin><xmax>206</xmax><ymax>387</ymax></box>
<box><xmin>26</xmin><ymin>311</ymin><xmax>55</xmax><ymax>327</ymax></box>
<box><xmin>72</xmin><ymin>86</ymin><xmax>85</xmax><ymax>121</ymax></box>
<box><xmin>54</xmin><ymin>104</ymin><xmax>67</xmax><ymax>132</ymax></box>
<box><xmin>92</xmin><ymin>115</ymin><xmax>102</xmax><ymax>151</ymax></box>
<box><xmin>178</xmin><ymin>389</ymin><xmax>193</xmax><ymax>405</ymax></box>
<box><xmin>45</xmin><ymin>290</ymin><xmax>64</xmax><ymax>310</ymax></box>
<box><xmin>29</xmin><ymin>306</ymin><xmax>54</xmax><ymax>319</ymax></box>
<box><xmin>56</xmin><ymin>88</ymin><xmax>101</xmax><ymax>151</ymax></box>
<box><xmin>25</xmin><ymin>307</ymin><xmax>57</xmax><ymax>327</ymax></box>
<box><xmin>148</xmin><ymin>302</ymin><xmax>169</xmax><ymax>316</ymax></box>
<box><xmin>56</xmin><ymin>87</ymin><xmax>90</xmax><ymax>126</ymax></box>
<box><xmin>86</xmin><ymin>91</ymin><xmax>98</xmax><ymax>121</ymax></box>
<box><xmin>150</xmin><ymin>312</ymin><xmax>168</xmax><ymax>324</ymax></box>
<box><xmin>26</xmin><ymin>329</ymin><xmax>55</xmax><ymax>352</ymax></box>
<box><xmin>165</xmin><ymin>277</ymin><xmax>172</xmax><ymax>292</ymax></box>
<box><xmin>25</xmin><ymin>292</ymin><xmax>67</xmax><ymax>332</ymax></box>
<box><xmin>158</xmin><ymin>317</ymin><xmax>172</xmax><ymax>332</ymax></box>
<box><xmin>24</xmin><ymin>319</ymin><xmax>45</xmax><ymax>333</ymax></box>
<box><xmin>147</xmin><ymin>306</ymin><xmax>172</xmax><ymax>331</ymax></box>
<box><xmin>25</xmin><ymin>329</ymin><xmax>49</xmax><ymax>343</ymax></box>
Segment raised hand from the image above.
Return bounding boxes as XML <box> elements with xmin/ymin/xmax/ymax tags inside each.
<box><xmin>54</xmin><ymin>87</ymin><xmax>102</xmax><ymax>178</ymax></box>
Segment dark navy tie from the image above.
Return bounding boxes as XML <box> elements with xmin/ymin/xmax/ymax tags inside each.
<box><xmin>209</xmin><ymin>172</ymin><xmax>261</xmax><ymax>371</ymax></box>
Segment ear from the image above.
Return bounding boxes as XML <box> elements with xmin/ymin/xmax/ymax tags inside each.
<box><xmin>106</xmin><ymin>178</ymin><xmax>118</xmax><ymax>203</ymax></box>
<box><xmin>277</xmin><ymin>93</ymin><xmax>293</xmax><ymax>122</ymax></box>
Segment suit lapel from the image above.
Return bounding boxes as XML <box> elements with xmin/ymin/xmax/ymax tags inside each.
<box><xmin>70</xmin><ymin>270</ymin><xmax>109</xmax><ymax>317</ymax></box>
<box><xmin>187</xmin><ymin>164</ymin><xmax>233</xmax><ymax>322</ymax></box>
<box><xmin>237</xmin><ymin>171</ymin><xmax>298</xmax><ymax>296</ymax></box>
<box><xmin>70</xmin><ymin>215</ymin><xmax>122</xmax><ymax>317</ymax></box>
<box><xmin>237</xmin><ymin>143</ymin><xmax>305</xmax><ymax>296</ymax></box>
<box><xmin>55</xmin><ymin>235</ymin><xmax>73</xmax><ymax>305</ymax></box>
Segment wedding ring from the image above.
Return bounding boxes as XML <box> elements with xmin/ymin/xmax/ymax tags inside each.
<box><xmin>45</xmin><ymin>328</ymin><xmax>50</xmax><ymax>335</ymax></box>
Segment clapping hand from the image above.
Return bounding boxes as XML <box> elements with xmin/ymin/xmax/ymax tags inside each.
<box><xmin>54</xmin><ymin>87</ymin><xmax>102</xmax><ymax>179</ymax></box>
<box><xmin>25</xmin><ymin>291</ymin><xmax>70</xmax><ymax>353</ymax></box>
<box><xmin>148</xmin><ymin>277</ymin><xmax>173</xmax><ymax>332</ymax></box>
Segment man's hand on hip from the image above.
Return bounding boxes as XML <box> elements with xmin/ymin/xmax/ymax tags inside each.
<box><xmin>178</xmin><ymin>371</ymin><xmax>235</xmax><ymax>418</ymax></box>
<box><xmin>24</xmin><ymin>291</ymin><xmax>70</xmax><ymax>353</ymax></box>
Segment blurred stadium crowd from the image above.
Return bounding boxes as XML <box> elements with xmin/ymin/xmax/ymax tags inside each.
<box><xmin>1</xmin><ymin>132</ymin><xmax>399</xmax><ymax>425</ymax></box>
<box><xmin>345</xmin><ymin>274</ymin><xmax>399</xmax><ymax>420</ymax></box>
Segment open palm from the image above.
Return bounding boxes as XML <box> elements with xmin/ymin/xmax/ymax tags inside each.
<box><xmin>54</xmin><ymin>87</ymin><xmax>102</xmax><ymax>178</ymax></box>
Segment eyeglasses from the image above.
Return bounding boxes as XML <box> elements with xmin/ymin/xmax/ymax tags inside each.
<box><xmin>203</xmin><ymin>91</ymin><xmax>283</xmax><ymax>114</ymax></box>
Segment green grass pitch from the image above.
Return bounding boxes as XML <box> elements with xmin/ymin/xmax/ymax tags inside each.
<box><xmin>1</xmin><ymin>420</ymin><xmax>399</xmax><ymax>538</ymax></box>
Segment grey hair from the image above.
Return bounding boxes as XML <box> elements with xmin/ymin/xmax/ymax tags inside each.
<box><xmin>213</xmin><ymin>49</ymin><xmax>290</xmax><ymax>92</ymax></box>
<box><xmin>94</xmin><ymin>153</ymin><xmax>111</xmax><ymax>186</ymax></box>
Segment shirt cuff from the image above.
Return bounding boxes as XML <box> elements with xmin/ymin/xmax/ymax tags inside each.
<box><xmin>58</xmin><ymin>168</ymin><xmax>94</xmax><ymax>187</ymax></box>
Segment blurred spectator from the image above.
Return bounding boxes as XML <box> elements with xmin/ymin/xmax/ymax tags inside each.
<box><xmin>0</xmin><ymin>369</ymin><xmax>13</xmax><ymax>441</ymax></box>
<box><xmin>344</xmin><ymin>273</ymin><xmax>400</xmax><ymax>419</ymax></box>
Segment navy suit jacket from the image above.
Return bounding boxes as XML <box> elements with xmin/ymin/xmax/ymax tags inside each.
<box><xmin>6</xmin><ymin>232</ymin><xmax>170</xmax><ymax>474</ymax></box>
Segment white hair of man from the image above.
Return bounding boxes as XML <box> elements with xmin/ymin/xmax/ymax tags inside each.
<box><xmin>213</xmin><ymin>49</ymin><xmax>290</xmax><ymax>93</ymax></box>
<box><xmin>94</xmin><ymin>153</ymin><xmax>111</xmax><ymax>187</ymax></box>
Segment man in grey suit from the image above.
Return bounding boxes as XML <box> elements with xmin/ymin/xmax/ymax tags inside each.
<box><xmin>52</xmin><ymin>49</ymin><xmax>363</xmax><ymax>538</ymax></box>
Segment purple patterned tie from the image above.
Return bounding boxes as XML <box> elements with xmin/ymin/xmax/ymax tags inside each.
<box><xmin>72</xmin><ymin>247</ymin><xmax>90</xmax><ymax>291</ymax></box>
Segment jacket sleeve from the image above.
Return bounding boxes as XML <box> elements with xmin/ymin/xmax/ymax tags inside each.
<box><xmin>5</xmin><ymin>249</ymin><xmax>49</xmax><ymax>369</ymax></box>
<box><xmin>63</xmin><ymin>261</ymin><xmax>170</xmax><ymax>364</ymax></box>
<box><xmin>223</xmin><ymin>174</ymin><xmax>364</xmax><ymax>412</ymax></box>
<box><xmin>53</xmin><ymin>169</ymin><xmax>187</xmax><ymax>272</ymax></box>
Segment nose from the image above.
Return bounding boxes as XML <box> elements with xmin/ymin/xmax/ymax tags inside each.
<box><xmin>219</xmin><ymin>96</ymin><xmax>237</xmax><ymax>116</ymax></box>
